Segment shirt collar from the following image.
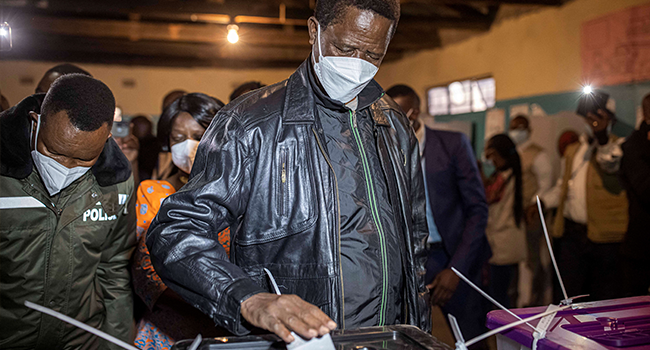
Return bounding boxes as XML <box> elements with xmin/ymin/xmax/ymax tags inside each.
<box><xmin>416</xmin><ymin>125</ymin><xmax>426</xmax><ymax>156</ymax></box>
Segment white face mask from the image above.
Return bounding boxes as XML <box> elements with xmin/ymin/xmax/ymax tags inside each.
<box><xmin>312</xmin><ymin>24</ymin><xmax>379</xmax><ymax>104</ymax></box>
<box><xmin>508</xmin><ymin>129</ymin><xmax>529</xmax><ymax>146</ymax></box>
<box><xmin>171</xmin><ymin>139</ymin><xmax>200</xmax><ymax>174</ymax></box>
<box><xmin>31</xmin><ymin>117</ymin><xmax>91</xmax><ymax>196</ymax></box>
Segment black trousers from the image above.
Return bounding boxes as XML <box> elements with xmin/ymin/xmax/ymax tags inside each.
<box><xmin>553</xmin><ymin>219</ymin><xmax>623</xmax><ymax>302</ymax></box>
<box><xmin>622</xmin><ymin>256</ymin><xmax>650</xmax><ymax>297</ymax></box>
<box><xmin>425</xmin><ymin>244</ymin><xmax>488</xmax><ymax>344</ymax></box>
<box><xmin>488</xmin><ymin>264</ymin><xmax>518</xmax><ymax>309</ymax></box>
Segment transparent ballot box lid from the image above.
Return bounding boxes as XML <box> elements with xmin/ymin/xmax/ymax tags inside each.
<box><xmin>172</xmin><ymin>325</ymin><xmax>452</xmax><ymax>350</ymax></box>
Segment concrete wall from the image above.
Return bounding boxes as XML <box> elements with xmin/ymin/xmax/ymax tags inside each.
<box><xmin>0</xmin><ymin>61</ymin><xmax>296</xmax><ymax>116</ymax></box>
<box><xmin>374</xmin><ymin>0</ymin><xmax>650</xmax><ymax>103</ymax></box>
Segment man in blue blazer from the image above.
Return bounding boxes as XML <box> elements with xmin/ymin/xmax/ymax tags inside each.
<box><xmin>388</xmin><ymin>85</ymin><xmax>491</xmax><ymax>343</ymax></box>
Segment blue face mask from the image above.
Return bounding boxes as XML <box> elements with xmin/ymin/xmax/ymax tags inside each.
<box><xmin>31</xmin><ymin>116</ymin><xmax>90</xmax><ymax>196</ymax></box>
<box><xmin>481</xmin><ymin>152</ymin><xmax>496</xmax><ymax>177</ymax></box>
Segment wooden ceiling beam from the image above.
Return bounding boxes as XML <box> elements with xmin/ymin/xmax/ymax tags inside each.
<box><xmin>0</xmin><ymin>0</ymin><xmax>315</xmax><ymax>19</ymax></box>
<box><xmin>3</xmin><ymin>33</ymin><xmax>311</xmax><ymax>64</ymax></box>
<box><xmin>25</xmin><ymin>15</ymin><xmax>436</xmax><ymax>51</ymax></box>
<box><xmin>1</xmin><ymin>33</ymin><xmax>404</xmax><ymax>68</ymax></box>
<box><xmin>28</xmin><ymin>15</ymin><xmax>312</xmax><ymax>47</ymax></box>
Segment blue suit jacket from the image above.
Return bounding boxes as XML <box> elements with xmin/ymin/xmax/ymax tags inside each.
<box><xmin>423</xmin><ymin>127</ymin><xmax>490</xmax><ymax>276</ymax></box>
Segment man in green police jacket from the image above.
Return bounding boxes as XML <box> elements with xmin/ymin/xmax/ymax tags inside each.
<box><xmin>0</xmin><ymin>74</ymin><xmax>136</xmax><ymax>349</ymax></box>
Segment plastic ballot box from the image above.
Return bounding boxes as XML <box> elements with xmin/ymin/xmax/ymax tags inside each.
<box><xmin>171</xmin><ymin>325</ymin><xmax>452</xmax><ymax>350</ymax></box>
<box><xmin>486</xmin><ymin>296</ymin><xmax>650</xmax><ymax>350</ymax></box>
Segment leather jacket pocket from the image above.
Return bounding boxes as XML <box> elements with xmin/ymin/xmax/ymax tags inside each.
<box><xmin>238</xmin><ymin>140</ymin><xmax>317</xmax><ymax>246</ymax></box>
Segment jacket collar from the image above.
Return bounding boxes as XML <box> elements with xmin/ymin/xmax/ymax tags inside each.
<box><xmin>282</xmin><ymin>58</ymin><xmax>390</xmax><ymax>127</ymax></box>
<box><xmin>0</xmin><ymin>94</ymin><xmax>132</xmax><ymax>187</ymax></box>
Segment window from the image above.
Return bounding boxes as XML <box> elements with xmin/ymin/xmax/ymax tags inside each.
<box><xmin>427</xmin><ymin>77</ymin><xmax>495</xmax><ymax>116</ymax></box>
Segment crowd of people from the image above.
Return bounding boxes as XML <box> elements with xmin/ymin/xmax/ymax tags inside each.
<box><xmin>1</xmin><ymin>0</ymin><xmax>649</xmax><ymax>349</ymax></box>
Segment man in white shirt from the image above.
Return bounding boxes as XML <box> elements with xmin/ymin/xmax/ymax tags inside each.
<box><xmin>509</xmin><ymin>115</ymin><xmax>552</xmax><ymax>307</ymax></box>
<box><xmin>540</xmin><ymin>106</ymin><xmax>627</xmax><ymax>302</ymax></box>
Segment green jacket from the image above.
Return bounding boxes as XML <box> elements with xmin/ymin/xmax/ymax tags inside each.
<box><xmin>0</xmin><ymin>95</ymin><xmax>136</xmax><ymax>349</ymax></box>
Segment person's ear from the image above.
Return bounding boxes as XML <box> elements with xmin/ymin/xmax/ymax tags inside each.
<box><xmin>308</xmin><ymin>17</ymin><xmax>318</xmax><ymax>46</ymax></box>
<box><xmin>29</xmin><ymin>111</ymin><xmax>39</xmax><ymax>134</ymax></box>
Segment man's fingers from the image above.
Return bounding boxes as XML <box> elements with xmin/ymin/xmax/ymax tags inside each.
<box><xmin>433</xmin><ymin>285</ymin><xmax>454</xmax><ymax>305</ymax></box>
<box><xmin>241</xmin><ymin>293</ymin><xmax>337</xmax><ymax>343</ymax></box>
<box><xmin>296</xmin><ymin>309</ymin><xmax>330</xmax><ymax>336</ymax></box>
<box><xmin>269</xmin><ymin>317</ymin><xmax>294</xmax><ymax>343</ymax></box>
<box><xmin>307</xmin><ymin>306</ymin><xmax>337</xmax><ymax>332</ymax></box>
<box><xmin>433</xmin><ymin>286</ymin><xmax>445</xmax><ymax>304</ymax></box>
<box><xmin>442</xmin><ymin>289</ymin><xmax>453</xmax><ymax>304</ymax></box>
<box><xmin>284</xmin><ymin>315</ymin><xmax>318</xmax><ymax>339</ymax></box>
<box><xmin>287</xmin><ymin>296</ymin><xmax>335</xmax><ymax>333</ymax></box>
<box><xmin>279</xmin><ymin>296</ymin><xmax>335</xmax><ymax>338</ymax></box>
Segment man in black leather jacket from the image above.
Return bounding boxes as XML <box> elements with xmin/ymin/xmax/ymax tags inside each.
<box><xmin>147</xmin><ymin>0</ymin><xmax>430</xmax><ymax>343</ymax></box>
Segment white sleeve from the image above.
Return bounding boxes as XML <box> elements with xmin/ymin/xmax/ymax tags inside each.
<box><xmin>531</xmin><ymin>151</ymin><xmax>553</xmax><ymax>203</ymax></box>
<box><xmin>596</xmin><ymin>137</ymin><xmax>624</xmax><ymax>174</ymax></box>
<box><xmin>540</xmin><ymin>157</ymin><xmax>565</xmax><ymax>209</ymax></box>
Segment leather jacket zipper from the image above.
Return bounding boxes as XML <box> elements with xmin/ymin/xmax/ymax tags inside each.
<box><xmin>348</xmin><ymin>110</ymin><xmax>389</xmax><ymax>326</ymax></box>
<box><xmin>311</xmin><ymin>127</ymin><xmax>345</xmax><ymax>330</ymax></box>
<box><xmin>280</xmin><ymin>148</ymin><xmax>287</xmax><ymax>217</ymax></box>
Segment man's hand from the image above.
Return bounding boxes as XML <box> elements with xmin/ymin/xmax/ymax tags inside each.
<box><xmin>240</xmin><ymin>293</ymin><xmax>337</xmax><ymax>343</ymax></box>
<box><xmin>427</xmin><ymin>269</ymin><xmax>460</xmax><ymax>306</ymax></box>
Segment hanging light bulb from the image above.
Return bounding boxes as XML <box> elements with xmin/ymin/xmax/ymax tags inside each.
<box><xmin>227</xmin><ymin>24</ymin><xmax>239</xmax><ymax>44</ymax></box>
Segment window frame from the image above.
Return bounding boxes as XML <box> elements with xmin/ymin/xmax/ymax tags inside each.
<box><xmin>426</xmin><ymin>75</ymin><xmax>495</xmax><ymax>116</ymax></box>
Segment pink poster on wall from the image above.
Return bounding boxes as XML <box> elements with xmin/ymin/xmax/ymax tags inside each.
<box><xmin>581</xmin><ymin>3</ymin><xmax>650</xmax><ymax>86</ymax></box>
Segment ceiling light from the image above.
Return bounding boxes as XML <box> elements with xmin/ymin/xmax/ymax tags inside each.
<box><xmin>227</xmin><ymin>24</ymin><xmax>239</xmax><ymax>44</ymax></box>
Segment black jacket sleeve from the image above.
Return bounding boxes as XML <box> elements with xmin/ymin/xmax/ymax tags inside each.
<box><xmin>409</xmin><ymin>127</ymin><xmax>432</xmax><ymax>332</ymax></box>
<box><xmin>146</xmin><ymin>111</ymin><xmax>265</xmax><ymax>335</ymax></box>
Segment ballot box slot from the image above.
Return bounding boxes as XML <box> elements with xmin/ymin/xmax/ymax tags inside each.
<box><xmin>562</xmin><ymin>315</ymin><xmax>650</xmax><ymax>348</ymax></box>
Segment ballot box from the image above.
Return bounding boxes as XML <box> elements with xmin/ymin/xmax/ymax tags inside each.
<box><xmin>486</xmin><ymin>296</ymin><xmax>650</xmax><ymax>350</ymax></box>
<box><xmin>172</xmin><ymin>325</ymin><xmax>451</xmax><ymax>350</ymax></box>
